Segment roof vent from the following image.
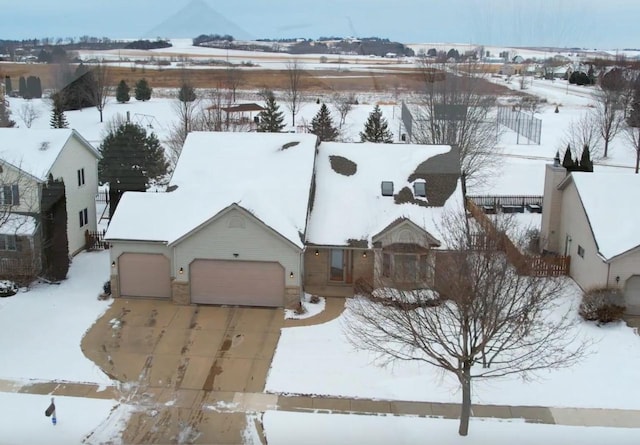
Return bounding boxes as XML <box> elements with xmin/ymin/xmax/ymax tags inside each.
<box><xmin>381</xmin><ymin>181</ymin><xmax>394</xmax><ymax>197</ymax></box>
<box><xmin>413</xmin><ymin>181</ymin><xmax>426</xmax><ymax>197</ymax></box>
<box><xmin>39</xmin><ymin>141</ymin><xmax>50</xmax><ymax>151</ymax></box>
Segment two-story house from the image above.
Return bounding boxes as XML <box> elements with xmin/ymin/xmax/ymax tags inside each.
<box><xmin>0</xmin><ymin>128</ymin><xmax>100</xmax><ymax>280</ymax></box>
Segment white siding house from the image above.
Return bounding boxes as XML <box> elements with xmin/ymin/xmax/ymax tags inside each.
<box><xmin>541</xmin><ymin>164</ymin><xmax>640</xmax><ymax>314</ymax></box>
<box><xmin>0</xmin><ymin>128</ymin><xmax>100</xmax><ymax>265</ymax></box>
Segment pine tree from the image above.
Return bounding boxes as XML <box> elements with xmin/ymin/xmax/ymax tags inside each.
<box><xmin>134</xmin><ymin>78</ymin><xmax>152</xmax><ymax>101</ymax></box>
<box><xmin>258</xmin><ymin>90</ymin><xmax>285</xmax><ymax>133</ymax></box>
<box><xmin>18</xmin><ymin>76</ymin><xmax>27</xmax><ymax>98</ymax></box>
<box><xmin>579</xmin><ymin>145</ymin><xmax>594</xmax><ymax>172</ymax></box>
<box><xmin>49</xmin><ymin>93</ymin><xmax>69</xmax><ymax>129</ymax></box>
<box><xmin>628</xmin><ymin>78</ymin><xmax>640</xmax><ymax>128</ymax></box>
<box><xmin>178</xmin><ymin>82</ymin><xmax>196</xmax><ymax>102</ymax></box>
<box><xmin>5</xmin><ymin>76</ymin><xmax>12</xmax><ymax>94</ymax></box>
<box><xmin>0</xmin><ymin>99</ymin><xmax>16</xmax><ymax>127</ymax></box>
<box><xmin>561</xmin><ymin>145</ymin><xmax>575</xmax><ymax>170</ymax></box>
<box><xmin>310</xmin><ymin>103</ymin><xmax>338</xmax><ymax>141</ymax></box>
<box><xmin>116</xmin><ymin>80</ymin><xmax>130</xmax><ymax>103</ymax></box>
<box><xmin>360</xmin><ymin>105</ymin><xmax>394</xmax><ymax>143</ymax></box>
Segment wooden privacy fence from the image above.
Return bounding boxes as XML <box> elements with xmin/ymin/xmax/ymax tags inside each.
<box><xmin>466</xmin><ymin>199</ymin><xmax>569</xmax><ymax>277</ymax></box>
<box><xmin>85</xmin><ymin>229</ymin><xmax>109</xmax><ymax>251</ymax></box>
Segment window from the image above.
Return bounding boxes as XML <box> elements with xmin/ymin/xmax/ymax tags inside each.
<box><xmin>577</xmin><ymin>245</ymin><xmax>585</xmax><ymax>258</ymax></box>
<box><xmin>0</xmin><ymin>235</ymin><xmax>17</xmax><ymax>251</ymax></box>
<box><xmin>413</xmin><ymin>181</ymin><xmax>427</xmax><ymax>197</ymax></box>
<box><xmin>383</xmin><ymin>252</ymin><xmax>433</xmax><ymax>284</ymax></box>
<box><xmin>0</xmin><ymin>185</ymin><xmax>19</xmax><ymax>206</ymax></box>
<box><xmin>382</xmin><ymin>253</ymin><xmax>391</xmax><ymax>277</ymax></box>
<box><xmin>77</xmin><ymin>168</ymin><xmax>85</xmax><ymax>186</ymax></box>
<box><xmin>79</xmin><ymin>208</ymin><xmax>89</xmax><ymax>228</ymax></box>
<box><xmin>381</xmin><ymin>181</ymin><xmax>394</xmax><ymax>196</ymax></box>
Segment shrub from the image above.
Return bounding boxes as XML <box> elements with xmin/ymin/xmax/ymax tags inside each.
<box><xmin>0</xmin><ymin>280</ymin><xmax>18</xmax><ymax>297</ymax></box>
<box><xmin>579</xmin><ymin>288</ymin><xmax>625</xmax><ymax>324</ymax></box>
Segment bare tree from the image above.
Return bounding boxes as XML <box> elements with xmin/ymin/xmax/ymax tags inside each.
<box><xmin>412</xmin><ymin>59</ymin><xmax>502</xmax><ymax>187</ymax></box>
<box><xmin>87</xmin><ymin>61</ymin><xmax>112</xmax><ymax>123</ymax></box>
<box><xmin>562</xmin><ymin>111</ymin><xmax>602</xmax><ymax>159</ymax></box>
<box><xmin>592</xmin><ymin>75</ymin><xmax>625</xmax><ymax>158</ymax></box>
<box><xmin>225</xmin><ymin>65</ymin><xmax>243</xmax><ymax>103</ymax></box>
<box><xmin>332</xmin><ymin>92</ymin><xmax>356</xmax><ymax>128</ymax></box>
<box><xmin>624</xmin><ymin>124</ymin><xmax>640</xmax><ymax>173</ymax></box>
<box><xmin>17</xmin><ymin>102</ymin><xmax>41</xmax><ymax>128</ymax></box>
<box><xmin>285</xmin><ymin>59</ymin><xmax>304</xmax><ymax>128</ymax></box>
<box><xmin>345</xmin><ymin>211</ymin><xmax>587</xmax><ymax>436</ymax></box>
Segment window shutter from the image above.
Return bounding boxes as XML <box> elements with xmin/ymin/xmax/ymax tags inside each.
<box><xmin>79</xmin><ymin>210</ymin><xmax>84</xmax><ymax>227</ymax></box>
<box><xmin>77</xmin><ymin>169</ymin><xmax>81</xmax><ymax>186</ymax></box>
<box><xmin>11</xmin><ymin>184</ymin><xmax>19</xmax><ymax>205</ymax></box>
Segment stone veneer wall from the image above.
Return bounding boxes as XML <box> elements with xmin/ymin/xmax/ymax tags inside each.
<box><xmin>172</xmin><ymin>280</ymin><xmax>190</xmax><ymax>305</ymax></box>
<box><xmin>285</xmin><ymin>286</ymin><xmax>302</xmax><ymax>308</ymax></box>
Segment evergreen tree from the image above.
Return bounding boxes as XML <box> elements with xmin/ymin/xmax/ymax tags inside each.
<box><xmin>360</xmin><ymin>105</ymin><xmax>394</xmax><ymax>143</ymax></box>
<box><xmin>257</xmin><ymin>90</ymin><xmax>285</xmax><ymax>133</ymax></box>
<box><xmin>310</xmin><ymin>103</ymin><xmax>338</xmax><ymax>141</ymax></box>
<box><xmin>18</xmin><ymin>76</ymin><xmax>26</xmax><ymax>98</ymax></box>
<box><xmin>134</xmin><ymin>78</ymin><xmax>152</xmax><ymax>101</ymax></box>
<box><xmin>561</xmin><ymin>145</ymin><xmax>575</xmax><ymax>169</ymax></box>
<box><xmin>178</xmin><ymin>82</ymin><xmax>196</xmax><ymax>102</ymax></box>
<box><xmin>116</xmin><ymin>80</ymin><xmax>130</xmax><ymax>103</ymax></box>
<box><xmin>99</xmin><ymin>121</ymin><xmax>168</xmax><ymax>197</ymax></box>
<box><xmin>26</xmin><ymin>76</ymin><xmax>42</xmax><ymax>98</ymax></box>
<box><xmin>49</xmin><ymin>93</ymin><xmax>69</xmax><ymax>129</ymax></box>
<box><xmin>628</xmin><ymin>78</ymin><xmax>640</xmax><ymax>128</ymax></box>
<box><xmin>5</xmin><ymin>76</ymin><xmax>12</xmax><ymax>94</ymax></box>
<box><xmin>579</xmin><ymin>145</ymin><xmax>594</xmax><ymax>172</ymax></box>
<box><xmin>0</xmin><ymin>99</ymin><xmax>16</xmax><ymax>127</ymax></box>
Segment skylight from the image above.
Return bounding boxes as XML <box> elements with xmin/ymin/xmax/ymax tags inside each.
<box><xmin>381</xmin><ymin>181</ymin><xmax>394</xmax><ymax>196</ymax></box>
<box><xmin>413</xmin><ymin>181</ymin><xmax>426</xmax><ymax>197</ymax></box>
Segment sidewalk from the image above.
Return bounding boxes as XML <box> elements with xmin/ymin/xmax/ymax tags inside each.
<box><xmin>5</xmin><ymin>378</ymin><xmax>640</xmax><ymax>429</ymax></box>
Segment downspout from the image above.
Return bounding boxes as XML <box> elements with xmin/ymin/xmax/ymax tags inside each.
<box><xmin>606</xmin><ymin>262</ymin><xmax>611</xmax><ymax>290</ymax></box>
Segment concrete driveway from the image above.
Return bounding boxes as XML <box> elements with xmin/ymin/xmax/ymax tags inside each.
<box><xmin>81</xmin><ymin>299</ymin><xmax>283</xmax><ymax>444</ymax></box>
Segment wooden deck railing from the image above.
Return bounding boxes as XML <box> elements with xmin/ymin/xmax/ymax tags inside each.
<box><xmin>466</xmin><ymin>199</ymin><xmax>569</xmax><ymax>277</ymax></box>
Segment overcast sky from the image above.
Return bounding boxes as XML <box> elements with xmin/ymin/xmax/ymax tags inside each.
<box><xmin>4</xmin><ymin>0</ymin><xmax>639</xmax><ymax>49</ymax></box>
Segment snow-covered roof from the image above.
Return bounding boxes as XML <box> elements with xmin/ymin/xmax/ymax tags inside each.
<box><xmin>0</xmin><ymin>129</ymin><xmax>99</xmax><ymax>181</ymax></box>
<box><xmin>569</xmin><ymin>172</ymin><xmax>640</xmax><ymax>260</ymax></box>
<box><xmin>0</xmin><ymin>214</ymin><xmax>37</xmax><ymax>236</ymax></box>
<box><xmin>105</xmin><ymin>132</ymin><xmax>318</xmax><ymax>248</ymax></box>
<box><xmin>306</xmin><ymin>143</ymin><xmax>463</xmax><ymax>246</ymax></box>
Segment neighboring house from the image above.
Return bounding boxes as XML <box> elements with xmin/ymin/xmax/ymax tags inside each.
<box><xmin>106</xmin><ymin>132</ymin><xmax>463</xmax><ymax>308</ymax></box>
<box><xmin>541</xmin><ymin>162</ymin><xmax>640</xmax><ymax>314</ymax></box>
<box><xmin>0</xmin><ymin>128</ymin><xmax>100</xmax><ymax>277</ymax></box>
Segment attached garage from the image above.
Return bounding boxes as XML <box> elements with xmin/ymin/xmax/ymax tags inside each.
<box><xmin>625</xmin><ymin>275</ymin><xmax>640</xmax><ymax>315</ymax></box>
<box><xmin>119</xmin><ymin>253</ymin><xmax>171</xmax><ymax>299</ymax></box>
<box><xmin>190</xmin><ymin>259</ymin><xmax>285</xmax><ymax>306</ymax></box>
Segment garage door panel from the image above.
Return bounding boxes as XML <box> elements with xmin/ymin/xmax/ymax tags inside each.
<box><xmin>119</xmin><ymin>253</ymin><xmax>171</xmax><ymax>299</ymax></box>
<box><xmin>190</xmin><ymin>260</ymin><xmax>284</xmax><ymax>306</ymax></box>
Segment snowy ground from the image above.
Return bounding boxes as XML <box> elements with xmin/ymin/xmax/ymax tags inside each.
<box><xmin>266</xmin><ymin>280</ymin><xmax>640</xmax><ymax>410</ymax></box>
<box><xmin>263</xmin><ymin>411</ymin><xmax>640</xmax><ymax>445</ymax></box>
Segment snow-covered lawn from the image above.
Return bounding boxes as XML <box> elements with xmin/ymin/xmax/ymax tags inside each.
<box><xmin>0</xmin><ymin>250</ymin><xmax>112</xmax><ymax>385</ymax></box>
<box><xmin>263</xmin><ymin>411</ymin><xmax>639</xmax><ymax>445</ymax></box>
<box><xmin>266</xmin><ymin>280</ymin><xmax>640</xmax><ymax>410</ymax></box>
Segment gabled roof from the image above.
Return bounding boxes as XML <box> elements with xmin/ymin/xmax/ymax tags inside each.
<box><xmin>305</xmin><ymin>142</ymin><xmax>463</xmax><ymax>247</ymax></box>
<box><xmin>559</xmin><ymin>171</ymin><xmax>640</xmax><ymax>261</ymax></box>
<box><xmin>219</xmin><ymin>103</ymin><xmax>265</xmax><ymax>113</ymax></box>
<box><xmin>0</xmin><ymin>128</ymin><xmax>100</xmax><ymax>181</ymax></box>
<box><xmin>105</xmin><ymin>132</ymin><xmax>318</xmax><ymax>248</ymax></box>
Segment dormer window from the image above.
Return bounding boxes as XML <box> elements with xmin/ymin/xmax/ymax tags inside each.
<box><xmin>413</xmin><ymin>181</ymin><xmax>426</xmax><ymax>197</ymax></box>
<box><xmin>381</xmin><ymin>181</ymin><xmax>394</xmax><ymax>196</ymax></box>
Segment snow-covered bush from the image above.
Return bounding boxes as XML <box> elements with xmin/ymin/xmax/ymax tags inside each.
<box><xmin>579</xmin><ymin>288</ymin><xmax>625</xmax><ymax>324</ymax></box>
<box><xmin>0</xmin><ymin>280</ymin><xmax>18</xmax><ymax>297</ymax></box>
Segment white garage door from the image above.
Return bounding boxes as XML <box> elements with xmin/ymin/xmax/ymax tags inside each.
<box><xmin>190</xmin><ymin>260</ymin><xmax>284</xmax><ymax>306</ymax></box>
<box><xmin>119</xmin><ymin>253</ymin><xmax>171</xmax><ymax>299</ymax></box>
<box><xmin>625</xmin><ymin>275</ymin><xmax>640</xmax><ymax>315</ymax></box>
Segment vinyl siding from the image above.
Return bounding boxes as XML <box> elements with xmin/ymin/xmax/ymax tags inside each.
<box><xmin>173</xmin><ymin>208</ymin><xmax>302</xmax><ymax>288</ymax></box>
<box><xmin>48</xmin><ymin>135</ymin><xmax>99</xmax><ymax>256</ymax></box>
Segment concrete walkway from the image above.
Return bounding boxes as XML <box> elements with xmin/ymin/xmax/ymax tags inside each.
<box><xmin>5</xmin><ymin>378</ymin><xmax>640</xmax><ymax>429</ymax></box>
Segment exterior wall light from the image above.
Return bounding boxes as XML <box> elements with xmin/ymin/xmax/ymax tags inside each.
<box><xmin>314</xmin><ymin>249</ymin><xmax>319</xmax><ymax>256</ymax></box>
<box><xmin>179</xmin><ymin>267</ymin><xmax>184</xmax><ymax>274</ymax></box>
<box><xmin>362</xmin><ymin>251</ymin><xmax>367</xmax><ymax>258</ymax></box>
<box><xmin>111</xmin><ymin>261</ymin><xmax>116</xmax><ymax>267</ymax></box>
<box><xmin>290</xmin><ymin>271</ymin><xmax>294</xmax><ymax>279</ymax></box>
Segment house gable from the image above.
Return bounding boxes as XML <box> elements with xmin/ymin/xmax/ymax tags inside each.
<box><xmin>372</xmin><ymin>218</ymin><xmax>441</xmax><ymax>249</ymax></box>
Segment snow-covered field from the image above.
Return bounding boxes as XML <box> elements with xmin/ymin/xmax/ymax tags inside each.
<box><xmin>3</xmin><ymin>58</ymin><xmax>640</xmax><ymax>442</ymax></box>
